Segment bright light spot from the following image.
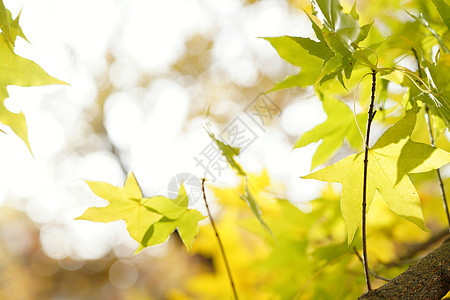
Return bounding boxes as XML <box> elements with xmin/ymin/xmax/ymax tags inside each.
<box><xmin>26</xmin><ymin>191</ymin><xmax>61</xmax><ymax>224</ymax></box>
<box><xmin>40</xmin><ymin>224</ymin><xmax>71</xmax><ymax>259</ymax></box>
<box><xmin>76</xmin><ymin>151</ymin><xmax>124</xmax><ymax>184</ymax></box>
<box><xmin>28</xmin><ymin>111</ymin><xmax>66</xmax><ymax>158</ymax></box>
<box><xmin>109</xmin><ymin>260</ymin><xmax>138</xmax><ymax>289</ymax></box>
<box><xmin>58</xmin><ymin>258</ymin><xmax>85</xmax><ymax>271</ymax></box>
<box><xmin>230</xmin><ymin>58</ymin><xmax>259</xmax><ymax>87</ymax></box>
<box><xmin>70</xmin><ymin>221</ymin><xmax>117</xmax><ymax>260</ymax></box>
<box><xmin>122</xmin><ymin>0</ymin><xmax>211</xmax><ymax>73</ymax></box>
<box><xmin>281</xmin><ymin>96</ymin><xmax>326</xmax><ymax>137</ymax></box>
<box><xmin>109</xmin><ymin>62</ymin><xmax>140</xmax><ymax>90</ymax></box>
<box><xmin>105</xmin><ymin>92</ymin><xmax>143</xmax><ymax>149</ymax></box>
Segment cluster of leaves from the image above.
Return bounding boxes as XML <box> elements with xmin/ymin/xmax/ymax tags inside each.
<box><xmin>0</xmin><ymin>0</ymin><xmax>66</xmax><ymax>152</ymax></box>
<box><xmin>264</xmin><ymin>0</ymin><xmax>450</xmax><ymax>246</ymax></box>
<box><xmin>167</xmin><ymin>171</ymin><xmax>448</xmax><ymax>299</ymax></box>
<box><xmin>75</xmin><ymin>0</ymin><xmax>449</xmax><ymax>297</ymax></box>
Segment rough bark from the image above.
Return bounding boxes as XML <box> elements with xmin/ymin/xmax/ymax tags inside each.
<box><xmin>359</xmin><ymin>236</ymin><xmax>450</xmax><ymax>300</ymax></box>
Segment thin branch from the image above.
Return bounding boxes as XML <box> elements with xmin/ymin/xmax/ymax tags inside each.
<box><xmin>412</xmin><ymin>48</ymin><xmax>450</xmax><ymax>230</ymax></box>
<box><xmin>361</xmin><ymin>69</ymin><xmax>377</xmax><ymax>291</ymax></box>
<box><xmin>201</xmin><ymin>178</ymin><xmax>239</xmax><ymax>300</ymax></box>
<box><xmin>353</xmin><ymin>248</ymin><xmax>391</xmax><ymax>282</ymax></box>
<box><xmin>424</xmin><ymin>106</ymin><xmax>450</xmax><ymax>229</ymax></box>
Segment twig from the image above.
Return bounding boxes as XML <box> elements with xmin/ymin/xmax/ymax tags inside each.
<box><xmin>353</xmin><ymin>248</ymin><xmax>391</xmax><ymax>282</ymax></box>
<box><xmin>361</xmin><ymin>69</ymin><xmax>377</xmax><ymax>291</ymax></box>
<box><xmin>201</xmin><ymin>178</ymin><xmax>239</xmax><ymax>300</ymax></box>
<box><xmin>412</xmin><ymin>48</ymin><xmax>450</xmax><ymax>230</ymax></box>
<box><xmin>424</xmin><ymin>106</ymin><xmax>450</xmax><ymax>229</ymax></box>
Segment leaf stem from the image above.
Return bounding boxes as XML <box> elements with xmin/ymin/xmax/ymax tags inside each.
<box><xmin>353</xmin><ymin>248</ymin><xmax>390</xmax><ymax>282</ymax></box>
<box><xmin>362</xmin><ymin>69</ymin><xmax>377</xmax><ymax>291</ymax></box>
<box><xmin>424</xmin><ymin>106</ymin><xmax>450</xmax><ymax>230</ymax></box>
<box><xmin>201</xmin><ymin>178</ymin><xmax>239</xmax><ymax>300</ymax></box>
<box><xmin>412</xmin><ymin>48</ymin><xmax>450</xmax><ymax>230</ymax></box>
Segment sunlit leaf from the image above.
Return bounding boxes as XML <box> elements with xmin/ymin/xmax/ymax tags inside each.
<box><xmin>76</xmin><ymin>172</ymin><xmax>164</xmax><ymax>243</ymax></box>
<box><xmin>0</xmin><ymin>34</ymin><xmax>67</xmax><ymax>152</ymax></box>
<box><xmin>407</xmin><ymin>54</ymin><xmax>450</xmax><ymax>128</ymax></box>
<box><xmin>406</xmin><ymin>10</ymin><xmax>449</xmax><ymax>53</ymax></box>
<box><xmin>263</xmin><ymin>36</ymin><xmax>322</xmax><ymax>90</ymax></box>
<box><xmin>139</xmin><ymin>184</ymin><xmax>206</xmax><ymax>251</ymax></box>
<box><xmin>289</xmin><ymin>36</ymin><xmax>334</xmax><ymax>61</ymax></box>
<box><xmin>295</xmin><ymin>93</ymin><xmax>367</xmax><ymax>170</ymax></box>
<box><xmin>205</xmin><ymin>123</ymin><xmax>271</xmax><ymax>232</ymax></box>
<box><xmin>77</xmin><ymin>173</ymin><xmax>205</xmax><ymax>251</ymax></box>
<box><xmin>0</xmin><ymin>0</ymin><xmax>13</xmax><ymax>45</ymax></box>
<box><xmin>0</xmin><ymin>35</ymin><xmax>66</xmax><ymax>88</ymax></box>
<box><xmin>312</xmin><ymin>0</ymin><xmax>360</xmax><ymax>48</ymax></box>
<box><xmin>431</xmin><ymin>0</ymin><xmax>450</xmax><ymax>29</ymax></box>
<box><xmin>303</xmin><ymin>109</ymin><xmax>450</xmax><ymax>243</ymax></box>
<box><xmin>205</xmin><ymin>123</ymin><xmax>246</xmax><ymax>177</ymax></box>
<box><xmin>240</xmin><ymin>180</ymin><xmax>272</xmax><ymax>235</ymax></box>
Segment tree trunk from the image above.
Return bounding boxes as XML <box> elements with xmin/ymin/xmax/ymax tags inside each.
<box><xmin>359</xmin><ymin>235</ymin><xmax>450</xmax><ymax>299</ymax></box>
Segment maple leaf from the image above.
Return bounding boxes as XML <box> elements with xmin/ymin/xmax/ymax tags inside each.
<box><xmin>294</xmin><ymin>93</ymin><xmax>367</xmax><ymax>170</ymax></box>
<box><xmin>0</xmin><ymin>32</ymin><xmax>67</xmax><ymax>152</ymax></box>
<box><xmin>77</xmin><ymin>172</ymin><xmax>206</xmax><ymax>252</ymax></box>
<box><xmin>137</xmin><ymin>183</ymin><xmax>206</xmax><ymax>252</ymax></box>
<box><xmin>76</xmin><ymin>172</ymin><xmax>166</xmax><ymax>243</ymax></box>
<box><xmin>262</xmin><ymin>36</ymin><xmax>323</xmax><ymax>91</ymax></box>
<box><xmin>303</xmin><ymin>109</ymin><xmax>450</xmax><ymax>244</ymax></box>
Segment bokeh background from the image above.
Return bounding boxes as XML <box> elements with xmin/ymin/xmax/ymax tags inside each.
<box><xmin>0</xmin><ymin>0</ymin><xmax>449</xmax><ymax>299</ymax></box>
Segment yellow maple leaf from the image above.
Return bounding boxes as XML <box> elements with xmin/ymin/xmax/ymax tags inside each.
<box><xmin>303</xmin><ymin>109</ymin><xmax>450</xmax><ymax>244</ymax></box>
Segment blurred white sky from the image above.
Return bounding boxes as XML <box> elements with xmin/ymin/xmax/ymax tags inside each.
<box><xmin>1</xmin><ymin>0</ymin><xmax>328</xmax><ymax>260</ymax></box>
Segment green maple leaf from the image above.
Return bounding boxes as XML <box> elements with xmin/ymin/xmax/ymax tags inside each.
<box><xmin>77</xmin><ymin>172</ymin><xmax>205</xmax><ymax>252</ymax></box>
<box><xmin>303</xmin><ymin>109</ymin><xmax>450</xmax><ymax>244</ymax></box>
<box><xmin>0</xmin><ymin>6</ymin><xmax>28</xmax><ymax>45</ymax></box>
<box><xmin>264</xmin><ymin>2</ymin><xmax>372</xmax><ymax>92</ymax></box>
<box><xmin>295</xmin><ymin>93</ymin><xmax>367</xmax><ymax>170</ymax></box>
<box><xmin>138</xmin><ymin>208</ymin><xmax>206</xmax><ymax>252</ymax></box>
<box><xmin>420</xmin><ymin>55</ymin><xmax>450</xmax><ymax>128</ymax></box>
<box><xmin>76</xmin><ymin>172</ymin><xmax>166</xmax><ymax>243</ymax></box>
<box><xmin>137</xmin><ymin>183</ymin><xmax>206</xmax><ymax>252</ymax></box>
<box><xmin>312</xmin><ymin>0</ymin><xmax>360</xmax><ymax>45</ymax></box>
<box><xmin>431</xmin><ymin>0</ymin><xmax>450</xmax><ymax>29</ymax></box>
<box><xmin>263</xmin><ymin>36</ymin><xmax>323</xmax><ymax>91</ymax></box>
<box><xmin>0</xmin><ymin>0</ymin><xmax>13</xmax><ymax>45</ymax></box>
<box><xmin>0</xmin><ymin>24</ymin><xmax>67</xmax><ymax>152</ymax></box>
